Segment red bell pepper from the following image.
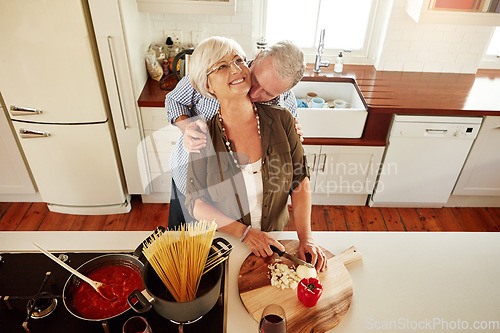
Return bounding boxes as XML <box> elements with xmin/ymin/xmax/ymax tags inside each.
<box><xmin>297</xmin><ymin>277</ymin><xmax>323</xmax><ymax>307</ymax></box>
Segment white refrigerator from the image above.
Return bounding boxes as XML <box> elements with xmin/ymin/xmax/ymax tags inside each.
<box><xmin>0</xmin><ymin>0</ymin><xmax>130</xmax><ymax>214</ymax></box>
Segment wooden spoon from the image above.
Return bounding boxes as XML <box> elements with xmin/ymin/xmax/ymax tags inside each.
<box><xmin>33</xmin><ymin>243</ymin><xmax>118</xmax><ymax>302</ymax></box>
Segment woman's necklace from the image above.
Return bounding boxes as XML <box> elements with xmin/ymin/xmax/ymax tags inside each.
<box><xmin>217</xmin><ymin>103</ymin><xmax>261</xmax><ymax>174</ymax></box>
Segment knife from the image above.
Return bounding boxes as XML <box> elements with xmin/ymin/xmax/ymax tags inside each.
<box><xmin>270</xmin><ymin>245</ymin><xmax>315</xmax><ymax>269</ymax></box>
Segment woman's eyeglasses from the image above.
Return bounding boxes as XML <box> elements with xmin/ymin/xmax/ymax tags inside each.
<box><xmin>206</xmin><ymin>57</ymin><xmax>246</xmax><ymax>76</ymax></box>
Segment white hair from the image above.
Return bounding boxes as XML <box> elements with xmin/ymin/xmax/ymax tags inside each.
<box><xmin>189</xmin><ymin>36</ymin><xmax>247</xmax><ymax>98</ymax></box>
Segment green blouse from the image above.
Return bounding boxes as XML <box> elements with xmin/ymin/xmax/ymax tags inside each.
<box><xmin>185</xmin><ymin>103</ymin><xmax>309</xmax><ymax>232</ymax></box>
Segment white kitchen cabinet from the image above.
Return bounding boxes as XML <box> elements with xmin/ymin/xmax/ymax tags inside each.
<box><xmin>303</xmin><ymin>145</ymin><xmax>321</xmax><ymax>193</ymax></box>
<box><xmin>406</xmin><ymin>0</ymin><xmax>500</xmax><ymax>25</ymax></box>
<box><xmin>452</xmin><ymin>116</ymin><xmax>500</xmax><ymax>199</ymax></box>
<box><xmin>140</xmin><ymin>107</ymin><xmax>181</xmax><ymax>203</ymax></box>
<box><xmin>139</xmin><ymin>127</ymin><xmax>384</xmax><ymax>205</ymax></box>
<box><xmin>0</xmin><ymin>104</ymin><xmax>38</xmax><ymax>199</ymax></box>
<box><xmin>304</xmin><ymin>145</ymin><xmax>384</xmax><ymax>205</ymax></box>
<box><xmin>136</xmin><ymin>0</ymin><xmax>236</xmax><ymax>15</ymax></box>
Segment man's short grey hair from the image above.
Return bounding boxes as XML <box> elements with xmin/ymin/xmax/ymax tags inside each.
<box><xmin>254</xmin><ymin>40</ymin><xmax>305</xmax><ymax>90</ymax></box>
<box><xmin>189</xmin><ymin>36</ymin><xmax>246</xmax><ymax>98</ymax></box>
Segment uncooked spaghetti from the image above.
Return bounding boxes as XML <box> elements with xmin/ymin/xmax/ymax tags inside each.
<box><xmin>141</xmin><ymin>220</ymin><xmax>217</xmax><ymax>302</ymax></box>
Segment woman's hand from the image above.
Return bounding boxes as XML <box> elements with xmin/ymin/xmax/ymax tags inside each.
<box><xmin>298</xmin><ymin>237</ymin><xmax>328</xmax><ymax>272</ymax></box>
<box><xmin>243</xmin><ymin>228</ymin><xmax>285</xmax><ymax>257</ymax></box>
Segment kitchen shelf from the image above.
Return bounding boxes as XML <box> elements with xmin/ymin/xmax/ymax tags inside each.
<box><xmin>406</xmin><ymin>0</ymin><xmax>500</xmax><ymax>25</ymax></box>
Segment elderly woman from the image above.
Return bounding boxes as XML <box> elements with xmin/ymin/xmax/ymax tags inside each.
<box><xmin>185</xmin><ymin>36</ymin><xmax>326</xmax><ymax>271</ymax></box>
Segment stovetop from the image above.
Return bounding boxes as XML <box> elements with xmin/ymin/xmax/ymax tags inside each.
<box><xmin>0</xmin><ymin>252</ymin><xmax>226</xmax><ymax>333</ymax></box>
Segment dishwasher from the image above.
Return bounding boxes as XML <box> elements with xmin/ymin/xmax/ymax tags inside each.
<box><xmin>370</xmin><ymin>115</ymin><xmax>482</xmax><ymax>207</ymax></box>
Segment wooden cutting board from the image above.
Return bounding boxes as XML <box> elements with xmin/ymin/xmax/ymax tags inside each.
<box><xmin>238</xmin><ymin>240</ymin><xmax>362</xmax><ymax>332</ymax></box>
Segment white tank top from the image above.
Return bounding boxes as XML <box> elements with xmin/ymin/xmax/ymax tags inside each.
<box><xmin>240</xmin><ymin>158</ymin><xmax>263</xmax><ymax>230</ymax></box>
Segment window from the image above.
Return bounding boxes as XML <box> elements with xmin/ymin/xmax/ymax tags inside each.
<box><xmin>486</xmin><ymin>27</ymin><xmax>500</xmax><ymax>57</ymax></box>
<box><xmin>262</xmin><ymin>0</ymin><xmax>377</xmax><ymax>62</ymax></box>
<box><xmin>480</xmin><ymin>26</ymin><xmax>500</xmax><ymax>69</ymax></box>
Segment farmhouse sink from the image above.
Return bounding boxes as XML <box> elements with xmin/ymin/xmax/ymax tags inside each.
<box><xmin>292</xmin><ymin>79</ymin><xmax>368</xmax><ymax>138</ymax></box>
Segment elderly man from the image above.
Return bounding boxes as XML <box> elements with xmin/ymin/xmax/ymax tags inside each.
<box><xmin>165</xmin><ymin>40</ymin><xmax>305</xmax><ymax>229</ymax></box>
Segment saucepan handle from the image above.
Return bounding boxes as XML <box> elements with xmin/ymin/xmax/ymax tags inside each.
<box><xmin>134</xmin><ymin>226</ymin><xmax>166</xmax><ymax>259</ymax></box>
<box><xmin>128</xmin><ymin>289</ymin><xmax>153</xmax><ymax>314</ymax></box>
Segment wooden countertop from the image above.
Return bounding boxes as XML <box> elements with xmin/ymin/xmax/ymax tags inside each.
<box><xmin>137</xmin><ymin>65</ymin><xmax>500</xmax><ymax>146</ymax></box>
<box><xmin>139</xmin><ymin>64</ymin><xmax>500</xmax><ymax>114</ymax></box>
<box><xmin>303</xmin><ymin>64</ymin><xmax>500</xmax><ymax>116</ymax></box>
<box><xmin>137</xmin><ymin>77</ymin><xmax>171</xmax><ymax>108</ymax></box>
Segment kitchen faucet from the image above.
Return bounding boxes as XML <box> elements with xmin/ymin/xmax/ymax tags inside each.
<box><xmin>314</xmin><ymin>29</ymin><xmax>330</xmax><ymax>73</ymax></box>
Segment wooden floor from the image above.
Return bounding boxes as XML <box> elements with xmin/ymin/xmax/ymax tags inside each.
<box><xmin>1</xmin><ymin>196</ymin><xmax>499</xmax><ymax>232</ymax></box>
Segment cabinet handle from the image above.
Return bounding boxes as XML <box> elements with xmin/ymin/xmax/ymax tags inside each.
<box><xmin>319</xmin><ymin>154</ymin><xmax>327</xmax><ymax>172</ymax></box>
<box><xmin>310</xmin><ymin>153</ymin><xmax>317</xmax><ymax>172</ymax></box>
<box><xmin>10</xmin><ymin>105</ymin><xmax>42</xmax><ymax>116</ymax></box>
<box><xmin>107</xmin><ymin>36</ymin><xmax>128</xmax><ymax>130</ymax></box>
<box><xmin>19</xmin><ymin>128</ymin><xmax>50</xmax><ymax>138</ymax></box>
<box><xmin>425</xmin><ymin>129</ymin><xmax>447</xmax><ymax>134</ymax></box>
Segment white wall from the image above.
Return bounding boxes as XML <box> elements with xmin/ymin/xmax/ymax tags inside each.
<box><xmin>120</xmin><ymin>0</ymin><xmax>152</xmax><ymax>97</ymax></box>
<box><xmin>374</xmin><ymin>0</ymin><xmax>495</xmax><ymax>73</ymax></box>
<box><xmin>143</xmin><ymin>0</ymin><xmax>496</xmax><ymax>74</ymax></box>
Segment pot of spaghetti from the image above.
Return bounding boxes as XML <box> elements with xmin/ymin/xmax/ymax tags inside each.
<box><xmin>62</xmin><ymin>254</ymin><xmax>144</xmax><ymax>329</ymax></box>
<box><xmin>128</xmin><ymin>222</ymin><xmax>231</xmax><ymax>323</ymax></box>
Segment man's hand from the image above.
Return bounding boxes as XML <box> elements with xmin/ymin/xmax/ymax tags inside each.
<box><xmin>183</xmin><ymin>120</ymin><xmax>208</xmax><ymax>153</ymax></box>
<box><xmin>175</xmin><ymin>115</ymin><xmax>208</xmax><ymax>153</ymax></box>
<box><xmin>243</xmin><ymin>228</ymin><xmax>285</xmax><ymax>257</ymax></box>
<box><xmin>294</xmin><ymin>117</ymin><xmax>304</xmax><ymax>142</ymax></box>
<box><xmin>298</xmin><ymin>237</ymin><xmax>327</xmax><ymax>272</ymax></box>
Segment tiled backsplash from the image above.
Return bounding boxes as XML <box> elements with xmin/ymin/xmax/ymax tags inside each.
<box><xmin>375</xmin><ymin>1</ymin><xmax>495</xmax><ymax>73</ymax></box>
<box><xmin>146</xmin><ymin>0</ymin><xmax>495</xmax><ymax>74</ymax></box>
<box><xmin>148</xmin><ymin>0</ymin><xmax>256</xmax><ymax>58</ymax></box>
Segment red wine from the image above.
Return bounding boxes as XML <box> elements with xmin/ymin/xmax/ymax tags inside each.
<box><xmin>259</xmin><ymin>314</ymin><xmax>286</xmax><ymax>333</ymax></box>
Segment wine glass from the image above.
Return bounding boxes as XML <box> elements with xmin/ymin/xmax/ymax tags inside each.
<box><xmin>258</xmin><ymin>304</ymin><xmax>286</xmax><ymax>333</ymax></box>
<box><xmin>122</xmin><ymin>316</ymin><xmax>153</xmax><ymax>333</ymax></box>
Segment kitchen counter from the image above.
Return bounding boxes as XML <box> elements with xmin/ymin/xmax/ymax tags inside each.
<box><xmin>137</xmin><ymin>65</ymin><xmax>500</xmax><ymax>146</ymax></box>
<box><xmin>303</xmin><ymin>65</ymin><xmax>500</xmax><ymax>115</ymax></box>
<box><xmin>138</xmin><ymin>65</ymin><xmax>500</xmax><ymax>114</ymax></box>
<box><xmin>2</xmin><ymin>231</ymin><xmax>500</xmax><ymax>332</ymax></box>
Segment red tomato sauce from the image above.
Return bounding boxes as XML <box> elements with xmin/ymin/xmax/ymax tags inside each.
<box><xmin>70</xmin><ymin>264</ymin><xmax>143</xmax><ymax>319</ymax></box>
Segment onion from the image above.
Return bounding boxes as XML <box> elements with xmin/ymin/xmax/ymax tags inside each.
<box><xmin>296</xmin><ymin>265</ymin><xmax>317</xmax><ymax>280</ymax></box>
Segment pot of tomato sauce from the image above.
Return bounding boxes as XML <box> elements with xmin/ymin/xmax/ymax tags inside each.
<box><xmin>62</xmin><ymin>254</ymin><xmax>144</xmax><ymax>332</ymax></box>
